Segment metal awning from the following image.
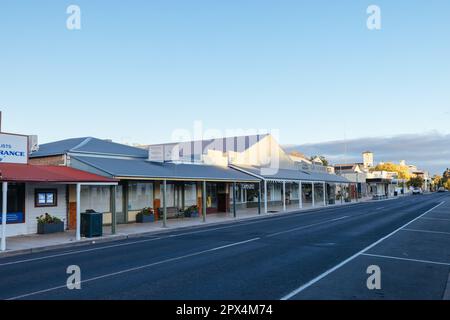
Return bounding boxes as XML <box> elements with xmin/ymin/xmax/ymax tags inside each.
<box><xmin>0</xmin><ymin>163</ymin><xmax>118</xmax><ymax>183</ymax></box>
<box><xmin>71</xmin><ymin>156</ymin><xmax>260</xmax><ymax>183</ymax></box>
<box><xmin>231</xmin><ymin>165</ymin><xmax>350</xmax><ymax>183</ymax></box>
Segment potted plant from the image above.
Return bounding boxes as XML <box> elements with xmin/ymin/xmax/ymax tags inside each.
<box><xmin>184</xmin><ymin>205</ymin><xmax>199</xmax><ymax>218</ymax></box>
<box><xmin>36</xmin><ymin>213</ymin><xmax>64</xmax><ymax>234</ymax></box>
<box><xmin>136</xmin><ymin>207</ymin><xmax>155</xmax><ymax>223</ymax></box>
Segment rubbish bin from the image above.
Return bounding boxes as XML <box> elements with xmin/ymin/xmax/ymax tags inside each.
<box><xmin>81</xmin><ymin>210</ymin><xmax>103</xmax><ymax>238</ymax></box>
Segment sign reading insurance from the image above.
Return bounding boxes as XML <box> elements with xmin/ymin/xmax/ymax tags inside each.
<box><xmin>0</xmin><ymin>133</ymin><xmax>28</xmax><ymax>164</ymax></box>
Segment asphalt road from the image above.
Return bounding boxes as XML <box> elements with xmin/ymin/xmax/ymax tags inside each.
<box><xmin>1</xmin><ymin>192</ymin><xmax>449</xmax><ymax>300</ymax></box>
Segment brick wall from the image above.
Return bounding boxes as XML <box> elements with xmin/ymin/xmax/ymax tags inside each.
<box><xmin>29</xmin><ymin>155</ymin><xmax>66</xmax><ymax>166</ymax></box>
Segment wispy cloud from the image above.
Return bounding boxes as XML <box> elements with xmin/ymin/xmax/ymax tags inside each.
<box><xmin>284</xmin><ymin>132</ymin><xmax>450</xmax><ymax>175</ymax></box>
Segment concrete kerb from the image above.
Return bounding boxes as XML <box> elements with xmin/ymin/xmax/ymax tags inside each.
<box><xmin>0</xmin><ymin>195</ymin><xmax>406</xmax><ymax>259</ymax></box>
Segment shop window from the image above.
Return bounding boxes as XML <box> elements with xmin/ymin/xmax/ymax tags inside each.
<box><xmin>35</xmin><ymin>189</ymin><xmax>57</xmax><ymax>207</ymax></box>
<box><xmin>184</xmin><ymin>183</ymin><xmax>197</xmax><ymax>207</ymax></box>
<box><xmin>80</xmin><ymin>186</ymin><xmax>110</xmax><ymax>213</ymax></box>
<box><xmin>0</xmin><ymin>183</ymin><xmax>25</xmax><ymax>224</ymax></box>
<box><xmin>206</xmin><ymin>183</ymin><xmax>218</xmax><ymax>208</ymax></box>
<box><xmin>128</xmin><ymin>182</ymin><xmax>154</xmax><ymax>210</ymax></box>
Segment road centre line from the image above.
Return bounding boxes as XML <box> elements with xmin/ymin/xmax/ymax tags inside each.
<box><xmin>361</xmin><ymin>253</ymin><xmax>450</xmax><ymax>267</ymax></box>
<box><xmin>419</xmin><ymin>217</ymin><xmax>450</xmax><ymax>222</ymax></box>
<box><xmin>6</xmin><ymin>237</ymin><xmax>260</xmax><ymax>300</ymax></box>
<box><xmin>280</xmin><ymin>201</ymin><xmax>446</xmax><ymax>300</ymax></box>
<box><xmin>0</xmin><ymin>201</ymin><xmax>387</xmax><ymax>266</ymax></box>
<box><xmin>266</xmin><ymin>216</ymin><xmax>349</xmax><ymax>238</ymax></box>
<box><xmin>401</xmin><ymin>228</ymin><xmax>450</xmax><ymax>236</ymax></box>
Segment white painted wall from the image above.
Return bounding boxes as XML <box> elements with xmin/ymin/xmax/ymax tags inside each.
<box><xmin>5</xmin><ymin>183</ymin><xmax>67</xmax><ymax>237</ymax></box>
<box><xmin>25</xmin><ymin>184</ymin><xmax>67</xmax><ymax>235</ymax></box>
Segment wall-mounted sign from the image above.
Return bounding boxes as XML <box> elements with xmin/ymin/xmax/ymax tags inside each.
<box><xmin>241</xmin><ymin>184</ymin><xmax>255</xmax><ymax>190</ymax></box>
<box><xmin>0</xmin><ymin>133</ymin><xmax>28</xmax><ymax>164</ymax></box>
<box><xmin>0</xmin><ymin>212</ymin><xmax>24</xmax><ymax>224</ymax></box>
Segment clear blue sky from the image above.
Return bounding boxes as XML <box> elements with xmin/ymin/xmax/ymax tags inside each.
<box><xmin>1</xmin><ymin>1</ymin><xmax>449</xmax><ymax>146</ymax></box>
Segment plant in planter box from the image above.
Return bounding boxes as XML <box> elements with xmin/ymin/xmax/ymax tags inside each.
<box><xmin>136</xmin><ymin>207</ymin><xmax>155</xmax><ymax>223</ymax></box>
<box><xmin>184</xmin><ymin>205</ymin><xmax>199</xmax><ymax>218</ymax></box>
<box><xmin>36</xmin><ymin>213</ymin><xmax>64</xmax><ymax>234</ymax></box>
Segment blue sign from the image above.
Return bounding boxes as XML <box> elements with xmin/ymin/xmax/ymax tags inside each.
<box><xmin>0</xmin><ymin>212</ymin><xmax>24</xmax><ymax>224</ymax></box>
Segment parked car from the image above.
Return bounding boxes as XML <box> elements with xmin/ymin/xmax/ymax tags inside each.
<box><xmin>438</xmin><ymin>187</ymin><xmax>447</xmax><ymax>193</ymax></box>
<box><xmin>412</xmin><ymin>187</ymin><xmax>423</xmax><ymax>195</ymax></box>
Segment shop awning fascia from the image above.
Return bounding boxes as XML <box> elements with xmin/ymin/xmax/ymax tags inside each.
<box><xmin>0</xmin><ymin>163</ymin><xmax>118</xmax><ymax>184</ymax></box>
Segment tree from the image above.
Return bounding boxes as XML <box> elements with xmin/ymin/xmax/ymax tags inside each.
<box><xmin>372</xmin><ymin>162</ymin><xmax>412</xmax><ymax>180</ymax></box>
<box><xmin>445</xmin><ymin>180</ymin><xmax>450</xmax><ymax>191</ymax></box>
<box><xmin>432</xmin><ymin>175</ymin><xmax>443</xmax><ymax>188</ymax></box>
<box><xmin>408</xmin><ymin>176</ymin><xmax>424</xmax><ymax>188</ymax></box>
<box><xmin>443</xmin><ymin>169</ymin><xmax>450</xmax><ymax>188</ymax></box>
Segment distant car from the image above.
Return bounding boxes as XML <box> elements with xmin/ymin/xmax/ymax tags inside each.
<box><xmin>438</xmin><ymin>187</ymin><xmax>447</xmax><ymax>193</ymax></box>
<box><xmin>412</xmin><ymin>187</ymin><xmax>423</xmax><ymax>195</ymax></box>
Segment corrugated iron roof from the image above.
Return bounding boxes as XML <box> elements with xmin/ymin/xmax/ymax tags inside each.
<box><xmin>0</xmin><ymin>163</ymin><xmax>118</xmax><ymax>183</ymax></box>
<box><xmin>231</xmin><ymin>165</ymin><xmax>350</xmax><ymax>183</ymax></box>
<box><xmin>71</xmin><ymin>156</ymin><xmax>260</xmax><ymax>182</ymax></box>
<box><xmin>30</xmin><ymin>137</ymin><xmax>148</xmax><ymax>159</ymax></box>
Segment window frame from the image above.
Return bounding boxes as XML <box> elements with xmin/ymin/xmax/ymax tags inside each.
<box><xmin>35</xmin><ymin>189</ymin><xmax>58</xmax><ymax>207</ymax></box>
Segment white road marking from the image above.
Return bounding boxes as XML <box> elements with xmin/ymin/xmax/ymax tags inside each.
<box><xmin>402</xmin><ymin>228</ymin><xmax>450</xmax><ymax>236</ymax></box>
<box><xmin>0</xmin><ymin>237</ymin><xmax>165</xmax><ymax>267</ymax></box>
<box><xmin>0</xmin><ymin>201</ymin><xmax>387</xmax><ymax>266</ymax></box>
<box><xmin>361</xmin><ymin>253</ymin><xmax>450</xmax><ymax>266</ymax></box>
<box><xmin>280</xmin><ymin>201</ymin><xmax>446</xmax><ymax>300</ymax></box>
<box><xmin>266</xmin><ymin>216</ymin><xmax>349</xmax><ymax>238</ymax></box>
<box><xmin>420</xmin><ymin>217</ymin><xmax>450</xmax><ymax>222</ymax></box>
<box><xmin>6</xmin><ymin>237</ymin><xmax>260</xmax><ymax>300</ymax></box>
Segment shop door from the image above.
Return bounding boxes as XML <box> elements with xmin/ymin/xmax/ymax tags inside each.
<box><xmin>217</xmin><ymin>193</ymin><xmax>228</xmax><ymax>212</ymax></box>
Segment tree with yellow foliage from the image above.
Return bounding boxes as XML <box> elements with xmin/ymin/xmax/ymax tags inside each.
<box><xmin>444</xmin><ymin>180</ymin><xmax>450</xmax><ymax>191</ymax></box>
<box><xmin>372</xmin><ymin>162</ymin><xmax>412</xmax><ymax>180</ymax></box>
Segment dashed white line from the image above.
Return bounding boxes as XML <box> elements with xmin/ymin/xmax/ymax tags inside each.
<box><xmin>420</xmin><ymin>217</ymin><xmax>450</xmax><ymax>222</ymax></box>
<box><xmin>0</xmin><ymin>201</ymin><xmax>386</xmax><ymax>266</ymax></box>
<box><xmin>402</xmin><ymin>228</ymin><xmax>450</xmax><ymax>236</ymax></box>
<box><xmin>6</xmin><ymin>237</ymin><xmax>260</xmax><ymax>300</ymax></box>
<box><xmin>266</xmin><ymin>216</ymin><xmax>349</xmax><ymax>238</ymax></box>
<box><xmin>361</xmin><ymin>253</ymin><xmax>450</xmax><ymax>266</ymax></box>
<box><xmin>280</xmin><ymin>201</ymin><xmax>446</xmax><ymax>300</ymax></box>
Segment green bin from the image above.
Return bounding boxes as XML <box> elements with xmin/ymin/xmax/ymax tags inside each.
<box><xmin>81</xmin><ymin>210</ymin><xmax>103</xmax><ymax>238</ymax></box>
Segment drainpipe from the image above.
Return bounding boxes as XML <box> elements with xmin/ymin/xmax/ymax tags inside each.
<box><xmin>299</xmin><ymin>181</ymin><xmax>303</xmax><ymax>209</ymax></box>
<box><xmin>264</xmin><ymin>180</ymin><xmax>268</xmax><ymax>214</ymax></box>
<box><xmin>76</xmin><ymin>183</ymin><xmax>81</xmax><ymax>241</ymax></box>
<box><xmin>1</xmin><ymin>182</ymin><xmax>8</xmax><ymax>251</ymax></box>
<box><xmin>110</xmin><ymin>185</ymin><xmax>116</xmax><ymax>235</ymax></box>
<box><xmin>163</xmin><ymin>180</ymin><xmax>167</xmax><ymax>228</ymax></box>
<box><xmin>233</xmin><ymin>182</ymin><xmax>237</xmax><ymax>218</ymax></box>
<box><xmin>258</xmin><ymin>182</ymin><xmax>261</xmax><ymax>215</ymax></box>
<box><xmin>312</xmin><ymin>182</ymin><xmax>316</xmax><ymax>207</ymax></box>
<box><xmin>202</xmin><ymin>181</ymin><xmax>207</xmax><ymax>222</ymax></box>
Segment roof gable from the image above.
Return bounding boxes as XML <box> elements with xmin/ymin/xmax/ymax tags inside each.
<box><xmin>30</xmin><ymin>137</ymin><xmax>148</xmax><ymax>159</ymax></box>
